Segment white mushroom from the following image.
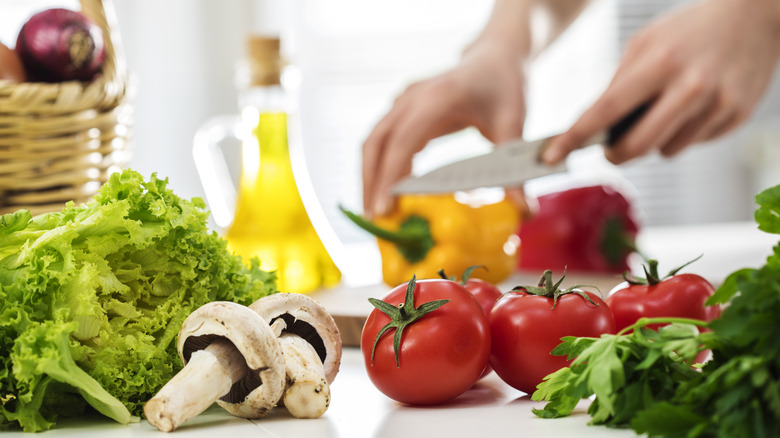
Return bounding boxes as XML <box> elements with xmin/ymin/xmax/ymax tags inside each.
<box><xmin>143</xmin><ymin>302</ymin><xmax>285</xmax><ymax>432</ymax></box>
<box><xmin>249</xmin><ymin>293</ymin><xmax>342</xmax><ymax>419</ymax></box>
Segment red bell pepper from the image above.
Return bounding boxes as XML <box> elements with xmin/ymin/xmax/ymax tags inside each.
<box><xmin>518</xmin><ymin>184</ymin><xmax>640</xmax><ymax>274</ymax></box>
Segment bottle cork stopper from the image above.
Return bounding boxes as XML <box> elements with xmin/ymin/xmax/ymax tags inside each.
<box><xmin>247</xmin><ymin>35</ymin><xmax>284</xmax><ymax>86</ymax></box>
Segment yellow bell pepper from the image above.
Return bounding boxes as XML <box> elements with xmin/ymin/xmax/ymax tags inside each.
<box><xmin>342</xmin><ymin>193</ymin><xmax>521</xmax><ymax>287</ymax></box>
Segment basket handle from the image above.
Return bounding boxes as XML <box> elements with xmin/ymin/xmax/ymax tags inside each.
<box><xmin>78</xmin><ymin>0</ymin><xmax>126</xmax><ymax>83</ymax></box>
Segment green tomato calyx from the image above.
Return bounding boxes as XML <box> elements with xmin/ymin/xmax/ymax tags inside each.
<box><xmin>368</xmin><ymin>275</ymin><xmax>450</xmax><ymax>367</ymax></box>
<box><xmin>513</xmin><ymin>269</ymin><xmax>600</xmax><ymax>309</ymax></box>
<box><xmin>437</xmin><ymin>265</ymin><xmax>487</xmax><ymax>284</ymax></box>
<box><xmin>623</xmin><ymin>255</ymin><xmax>703</xmax><ymax>286</ymax></box>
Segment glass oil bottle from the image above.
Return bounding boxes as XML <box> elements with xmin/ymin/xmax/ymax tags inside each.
<box><xmin>223</xmin><ymin>36</ymin><xmax>341</xmax><ymax>293</ymax></box>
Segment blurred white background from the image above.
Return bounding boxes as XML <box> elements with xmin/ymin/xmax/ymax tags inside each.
<box><xmin>3</xmin><ymin>0</ymin><xmax>780</xmax><ymax>264</ymax></box>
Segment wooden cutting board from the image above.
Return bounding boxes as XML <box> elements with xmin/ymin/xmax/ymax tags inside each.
<box><xmin>310</xmin><ymin>270</ymin><xmax>626</xmax><ymax>347</ymax></box>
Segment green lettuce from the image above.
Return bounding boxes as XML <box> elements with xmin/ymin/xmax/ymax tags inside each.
<box><xmin>0</xmin><ymin>170</ymin><xmax>276</xmax><ymax>432</ymax></box>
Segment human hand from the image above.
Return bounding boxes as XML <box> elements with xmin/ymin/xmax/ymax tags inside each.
<box><xmin>543</xmin><ymin>0</ymin><xmax>780</xmax><ymax>165</ymax></box>
<box><xmin>361</xmin><ymin>39</ymin><xmax>529</xmax><ymax>217</ymax></box>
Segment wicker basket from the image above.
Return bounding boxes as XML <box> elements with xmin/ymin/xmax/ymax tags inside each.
<box><xmin>0</xmin><ymin>0</ymin><xmax>131</xmax><ymax>216</ymax></box>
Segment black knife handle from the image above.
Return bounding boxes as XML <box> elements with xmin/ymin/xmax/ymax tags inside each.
<box><xmin>606</xmin><ymin>103</ymin><xmax>650</xmax><ymax>146</ymax></box>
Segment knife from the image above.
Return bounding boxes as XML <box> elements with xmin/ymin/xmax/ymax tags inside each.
<box><xmin>393</xmin><ymin>105</ymin><xmax>648</xmax><ymax>194</ymax></box>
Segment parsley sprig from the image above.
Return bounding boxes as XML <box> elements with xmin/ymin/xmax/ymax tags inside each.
<box><xmin>532</xmin><ymin>184</ymin><xmax>780</xmax><ymax>438</ymax></box>
<box><xmin>532</xmin><ymin>318</ymin><xmax>708</xmax><ymax>425</ymax></box>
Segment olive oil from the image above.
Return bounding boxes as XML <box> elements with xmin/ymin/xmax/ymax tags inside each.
<box><xmin>224</xmin><ymin>36</ymin><xmax>341</xmax><ymax>293</ymax></box>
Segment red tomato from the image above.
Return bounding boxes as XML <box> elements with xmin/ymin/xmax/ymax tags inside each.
<box><xmin>439</xmin><ymin>266</ymin><xmax>503</xmax><ymax>379</ymax></box>
<box><xmin>460</xmin><ymin>276</ymin><xmax>502</xmax><ymax>378</ymax></box>
<box><xmin>463</xmin><ymin>277</ymin><xmax>502</xmax><ymax>314</ymax></box>
<box><xmin>361</xmin><ymin>277</ymin><xmax>491</xmax><ymax>405</ymax></box>
<box><xmin>439</xmin><ymin>266</ymin><xmax>502</xmax><ymax>314</ymax></box>
<box><xmin>606</xmin><ymin>273</ymin><xmax>720</xmax><ymax>332</ymax></box>
<box><xmin>489</xmin><ymin>275</ymin><xmax>616</xmax><ymax>395</ymax></box>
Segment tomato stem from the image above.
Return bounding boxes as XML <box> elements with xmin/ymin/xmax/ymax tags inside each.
<box><xmin>624</xmin><ymin>255</ymin><xmax>704</xmax><ymax>286</ymax></box>
<box><xmin>438</xmin><ymin>265</ymin><xmax>488</xmax><ymax>284</ymax></box>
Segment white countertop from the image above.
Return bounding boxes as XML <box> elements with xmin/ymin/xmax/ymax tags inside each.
<box><xmin>5</xmin><ymin>221</ymin><xmax>776</xmax><ymax>437</ymax></box>
<box><xmin>6</xmin><ymin>348</ymin><xmax>638</xmax><ymax>438</ymax></box>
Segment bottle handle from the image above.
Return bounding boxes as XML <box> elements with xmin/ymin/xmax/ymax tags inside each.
<box><xmin>192</xmin><ymin>115</ymin><xmax>245</xmax><ymax>230</ymax></box>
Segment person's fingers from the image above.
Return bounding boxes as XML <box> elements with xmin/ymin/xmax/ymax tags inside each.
<box><xmin>604</xmin><ymin>72</ymin><xmax>713</xmax><ymax>164</ymax></box>
<box><xmin>487</xmin><ymin>103</ymin><xmax>526</xmax><ymax>144</ymax></box>
<box><xmin>704</xmin><ymin>112</ymin><xmax>742</xmax><ymax>140</ymax></box>
<box><xmin>368</xmin><ymin>102</ymin><xmax>460</xmax><ymax>217</ymax></box>
<box><xmin>505</xmin><ymin>187</ymin><xmax>533</xmax><ymax>221</ymax></box>
<box><xmin>488</xmin><ymin>104</ymin><xmax>529</xmax><ymax>220</ymax></box>
<box><xmin>362</xmin><ymin>82</ymin><xmax>438</xmax><ymax>215</ymax></box>
<box><xmin>659</xmin><ymin>96</ymin><xmax>729</xmax><ymax>157</ymax></box>
<box><xmin>370</xmin><ymin>141</ymin><xmax>412</xmax><ymax>217</ymax></box>
<box><xmin>542</xmin><ymin>59</ymin><xmax>661</xmax><ymax>165</ymax></box>
<box><xmin>660</xmin><ymin>84</ymin><xmax>751</xmax><ymax>157</ymax></box>
<box><xmin>362</xmin><ymin>107</ymin><xmax>403</xmax><ymax>215</ymax></box>
<box><xmin>657</xmin><ymin>115</ymin><xmax>711</xmax><ymax>158</ymax></box>
<box><xmin>697</xmin><ymin>87</ymin><xmax>753</xmax><ymax>140</ymax></box>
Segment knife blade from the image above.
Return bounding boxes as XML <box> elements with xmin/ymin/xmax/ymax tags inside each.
<box><xmin>392</xmin><ymin>132</ymin><xmax>597</xmax><ymax>194</ymax></box>
<box><xmin>393</xmin><ymin>104</ymin><xmax>648</xmax><ymax>195</ymax></box>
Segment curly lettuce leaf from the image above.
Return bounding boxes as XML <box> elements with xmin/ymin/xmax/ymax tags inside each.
<box><xmin>0</xmin><ymin>170</ymin><xmax>277</xmax><ymax>432</ymax></box>
<box><xmin>5</xmin><ymin>321</ymin><xmax>133</xmax><ymax>432</ymax></box>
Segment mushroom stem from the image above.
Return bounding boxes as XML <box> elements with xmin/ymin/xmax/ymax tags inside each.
<box><xmin>144</xmin><ymin>339</ymin><xmax>248</xmax><ymax>432</ymax></box>
<box><xmin>278</xmin><ymin>333</ymin><xmax>331</xmax><ymax>418</ymax></box>
<box><xmin>270</xmin><ymin>317</ymin><xmax>287</xmax><ymax>337</ymax></box>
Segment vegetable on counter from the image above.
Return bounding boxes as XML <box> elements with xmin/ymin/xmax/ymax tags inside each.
<box><xmin>532</xmin><ymin>183</ymin><xmax>780</xmax><ymax>438</ymax></box>
<box><xmin>0</xmin><ymin>170</ymin><xmax>277</xmax><ymax>432</ymax></box>
<box><xmin>145</xmin><ymin>294</ymin><xmax>342</xmax><ymax>432</ymax></box>
<box><xmin>341</xmin><ymin>193</ymin><xmax>520</xmax><ymax>286</ymax></box>
<box><xmin>361</xmin><ymin>276</ymin><xmax>491</xmax><ymax>405</ymax></box>
<box><xmin>15</xmin><ymin>8</ymin><xmax>105</xmax><ymax>83</ymax></box>
<box><xmin>144</xmin><ymin>302</ymin><xmax>286</xmax><ymax>432</ymax></box>
<box><xmin>438</xmin><ymin>265</ymin><xmax>503</xmax><ymax>316</ymax></box>
<box><xmin>489</xmin><ymin>270</ymin><xmax>616</xmax><ymax>394</ymax></box>
<box><xmin>439</xmin><ymin>266</ymin><xmax>503</xmax><ymax>379</ymax></box>
<box><xmin>531</xmin><ymin>319</ymin><xmax>709</xmax><ymax>426</ymax></box>
<box><xmin>249</xmin><ymin>293</ymin><xmax>342</xmax><ymax>419</ymax></box>
<box><xmin>518</xmin><ymin>184</ymin><xmax>639</xmax><ymax>274</ymax></box>
<box><xmin>606</xmin><ymin>256</ymin><xmax>720</xmax><ymax>332</ymax></box>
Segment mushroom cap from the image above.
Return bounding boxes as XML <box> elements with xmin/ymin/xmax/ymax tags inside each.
<box><xmin>249</xmin><ymin>293</ymin><xmax>342</xmax><ymax>384</ymax></box>
<box><xmin>177</xmin><ymin>301</ymin><xmax>285</xmax><ymax>418</ymax></box>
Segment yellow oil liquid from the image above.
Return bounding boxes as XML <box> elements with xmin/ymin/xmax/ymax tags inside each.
<box><xmin>225</xmin><ymin>112</ymin><xmax>341</xmax><ymax>293</ymax></box>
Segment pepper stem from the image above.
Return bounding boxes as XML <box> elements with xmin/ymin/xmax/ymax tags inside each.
<box><xmin>599</xmin><ymin>216</ymin><xmax>643</xmax><ymax>267</ymax></box>
<box><xmin>340</xmin><ymin>205</ymin><xmax>434</xmax><ymax>263</ymax></box>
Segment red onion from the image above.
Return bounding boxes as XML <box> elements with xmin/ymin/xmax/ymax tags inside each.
<box><xmin>16</xmin><ymin>8</ymin><xmax>106</xmax><ymax>83</ymax></box>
